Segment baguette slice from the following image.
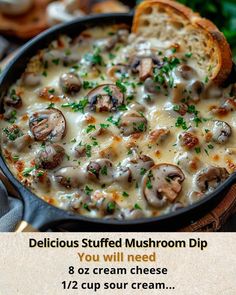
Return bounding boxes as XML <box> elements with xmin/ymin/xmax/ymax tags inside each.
<box><xmin>132</xmin><ymin>0</ymin><xmax>232</xmax><ymax>85</ymax></box>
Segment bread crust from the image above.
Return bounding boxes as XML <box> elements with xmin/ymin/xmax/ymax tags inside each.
<box><xmin>132</xmin><ymin>0</ymin><xmax>232</xmax><ymax>85</ymax></box>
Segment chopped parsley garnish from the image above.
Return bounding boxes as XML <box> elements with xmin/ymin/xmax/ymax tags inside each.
<box><xmin>140</xmin><ymin>167</ymin><xmax>147</xmax><ymax>175</ymax></box>
<box><xmin>13</xmin><ymin>155</ymin><xmax>19</xmax><ymax>161</ymax></box>
<box><xmin>103</xmin><ymin>85</ymin><xmax>113</xmax><ymax>95</ymax></box>
<box><xmin>134</xmin><ymin>203</ymin><xmax>142</xmax><ymax>210</ymax></box>
<box><xmin>61</xmin><ymin>98</ymin><xmax>88</xmax><ymax>113</ymax></box>
<box><xmin>108</xmin><ymin>53</ymin><xmax>116</xmax><ymax>59</ymax></box>
<box><xmin>47</xmin><ymin>102</ymin><xmax>55</xmax><ymax>109</ymax></box>
<box><xmin>84</xmin><ymin>185</ymin><xmax>93</xmax><ymax>195</ymax></box>
<box><xmin>134</xmin><ymin>122</ymin><xmax>146</xmax><ymax>132</ymax></box>
<box><xmin>70</xmin><ymin>138</ymin><xmax>76</xmax><ymax>143</ymax></box>
<box><xmin>83</xmin><ymin>203</ymin><xmax>90</xmax><ymax>212</ymax></box>
<box><xmin>173</xmin><ymin>105</ymin><xmax>180</xmax><ymax>112</ymax></box>
<box><xmin>84</xmin><ymin>48</ymin><xmax>104</xmax><ymax>66</ymax></box>
<box><xmin>187</xmin><ymin>105</ymin><xmax>198</xmax><ymax>116</ymax></box>
<box><xmin>42</xmin><ymin>71</ymin><xmax>48</xmax><ymax>77</ymax></box>
<box><xmin>37</xmin><ymin>171</ymin><xmax>45</xmax><ymax>177</ymax></box>
<box><xmin>193</xmin><ymin>117</ymin><xmax>202</xmax><ymax>127</ymax></box>
<box><xmin>107</xmin><ymin>201</ymin><xmax>116</xmax><ymax>214</ymax></box>
<box><xmin>208</xmin><ymin>144</ymin><xmax>214</xmax><ymax>149</ymax></box>
<box><xmin>83</xmin><ymin>81</ymin><xmax>97</xmax><ymax>89</ymax></box>
<box><xmin>7</xmin><ymin>110</ymin><xmax>17</xmax><ymax>123</ymax></box>
<box><xmin>3</xmin><ymin>126</ymin><xmax>23</xmax><ymax>141</ymax></box>
<box><xmin>195</xmin><ymin>147</ymin><xmax>201</xmax><ymax>154</ymax></box>
<box><xmin>52</xmin><ymin>58</ymin><xmax>60</xmax><ymax>65</ymax></box>
<box><xmin>85</xmin><ymin>144</ymin><xmax>92</xmax><ymax>157</ymax></box>
<box><xmin>175</xmin><ymin>117</ymin><xmax>188</xmax><ymax>130</ymax></box>
<box><xmin>204</xmin><ymin>76</ymin><xmax>209</xmax><ymax>83</ymax></box>
<box><xmin>86</xmin><ymin>125</ymin><xmax>96</xmax><ymax>133</ymax></box>
<box><xmin>171</xmin><ymin>48</ymin><xmax>177</xmax><ymax>53</ymax></box>
<box><xmin>48</xmin><ymin>88</ymin><xmax>55</xmax><ymax>94</ymax></box>
<box><xmin>116</xmin><ymin>80</ymin><xmax>127</xmax><ymax>93</ymax></box>
<box><xmin>22</xmin><ymin>167</ymin><xmax>35</xmax><ymax>177</ymax></box>
<box><xmin>117</xmin><ymin>105</ymin><xmax>127</xmax><ymax>111</ymax></box>
<box><xmin>146</xmin><ymin>179</ymin><xmax>153</xmax><ymax>189</ymax></box>
<box><xmin>100</xmin><ymin>123</ymin><xmax>110</xmax><ymax>129</ymax></box>
<box><xmin>204</xmin><ymin>149</ymin><xmax>209</xmax><ymax>156</ymax></box>
<box><xmin>101</xmin><ymin>166</ymin><xmax>108</xmax><ymax>175</ymax></box>
<box><xmin>185</xmin><ymin>53</ymin><xmax>192</xmax><ymax>58</ymax></box>
<box><xmin>107</xmin><ymin>116</ymin><xmax>120</xmax><ymax>126</ymax></box>
<box><xmin>122</xmin><ymin>192</ymin><xmax>129</xmax><ymax>197</ymax></box>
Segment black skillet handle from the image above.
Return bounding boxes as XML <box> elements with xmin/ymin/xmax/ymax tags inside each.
<box><xmin>15</xmin><ymin>185</ymin><xmax>76</xmax><ymax>232</ymax></box>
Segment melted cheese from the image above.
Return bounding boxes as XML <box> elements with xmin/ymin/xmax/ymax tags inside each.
<box><xmin>1</xmin><ymin>25</ymin><xmax>235</xmax><ymax>220</ymax></box>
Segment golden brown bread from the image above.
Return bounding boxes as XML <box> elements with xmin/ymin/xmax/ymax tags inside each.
<box><xmin>0</xmin><ymin>0</ymin><xmax>50</xmax><ymax>39</ymax></box>
<box><xmin>132</xmin><ymin>0</ymin><xmax>233</xmax><ymax>85</ymax></box>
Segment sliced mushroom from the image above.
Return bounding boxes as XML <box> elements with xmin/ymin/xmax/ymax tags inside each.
<box><xmin>73</xmin><ymin>144</ymin><xmax>86</xmax><ymax>158</ymax></box>
<box><xmin>59</xmin><ymin>72</ymin><xmax>82</xmax><ymax>95</ymax></box>
<box><xmin>129</xmin><ymin>102</ymin><xmax>146</xmax><ymax>112</ymax></box>
<box><xmin>4</xmin><ymin>90</ymin><xmax>22</xmax><ymax>108</ymax></box>
<box><xmin>194</xmin><ymin>166</ymin><xmax>229</xmax><ymax>193</ymax></box>
<box><xmin>139</xmin><ymin>57</ymin><xmax>153</xmax><ymax>81</ymax></box>
<box><xmin>142</xmin><ymin>164</ymin><xmax>185</xmax><ymax>208</ymax></box>
<box><xmin>54</xmin><ymin>166</ymin><xmax>87</xmax><ymax>188</ymax></box>
<box><xmin>107</xmin><ymin>64</ymin><xmax>128</xmax><ymax>82</ymax></box>
<box><xmin>87</xmin><ymin>158</ymin><xmax>113</xmax><ymax>185</ymax></box>
<box><xmin>119</xmin><ymin>110</ymin><xmax>147</xmax><ymax>136</ymax></box>
<box><xmin>4</xmin><ymin>95</ymin><xmax>22</xmax><ymax>108</ymax></box>
<box><xmin>87</xmin><ymin>84</ymin><xmax>124</xmax><ymax>112</ymax></box>
<box><xmin>188</xmin><ymin>80</ymin><xmax>204</xmax><ymax>102</ymax></box>
<box><xmin>20</xmin><ymin>72</ymin><xmax>41</xmax><ymax>87</ymax></box>
<box><xmin>130</xmin><ymin>56</ymin><xmax>155</xmax><ymax>81</ymax></box>
<box><xmin>35</xmin><ymin>143</ymin><xmax>65</xmax><ymax>169</ymax></box>
<box><xmin>176</xmin><ymin>64</ymin><xmax>197</xmax><ymax>80</ymax></box>
<box><xmin>212</xmin><ymin>120</ymin><xmax>232</xmax><ymax>144</ymax></box>
<box><xmin>144</xmin><ymin>77</ymin><xmax>159</xmax><ymax>94</ymax></box>
<box><xmin>29</xmin><ymin>108</ymin><xmax>66</xmax><ymax>142</ymax></box>
<box><xmin>104</xmin><ymin>29</ymin><xmax>129</xmax><ymax>51</ymax></box>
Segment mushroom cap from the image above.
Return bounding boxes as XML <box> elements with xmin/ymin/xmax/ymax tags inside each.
<box><xmin>119</xmin><ymin>110</ymin><xmax>147</xmax><ymax>136</ymax></box>
<box><xmin>142</xmin><ymin>164</ymin><xmax>185</xmax><ymax>209</ymax></box>
<box><xmin>29</xmin><ymin>108</ymin><xmax>66</xmax><ymax>142</ymax></box>
<box><xmin>212</xmin><ymin>120</ymin><xmax>232</xmax><ymax>144</ymax></box>
<box><xmin>59</xmin><ymin>72</ymin><xmax>82</xmax><ymax>95</ymax></box>
<box><xmin>87</xmin><ymin>158</ymin><xmax>114</xmax><ymax>185</ymax></box>
<box><xmin>194</xmin><ymin>166</ymin><xmax>229</xmax><ymax>193</ymax></box>
<box><xmin>87</xmin><ymin>84</ymin><xmax>124</xmax><ymax>112</ymax></box>
<box><xmin>35</xmin><ymin>143</ymin><xmax>65</xmax><ymax>170</ymax></box>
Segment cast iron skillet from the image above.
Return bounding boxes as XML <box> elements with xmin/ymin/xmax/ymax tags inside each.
<box><xmin>0</xmin><ymin>13</ymin><xmax>236</xmax><ymax>232</ymax></box>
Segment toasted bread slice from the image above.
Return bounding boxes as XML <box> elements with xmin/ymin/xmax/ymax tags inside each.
<box><xmin>132</xmin><ymin>0</ymin><xmax>232</xmax><ymax>85</ymax></box>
